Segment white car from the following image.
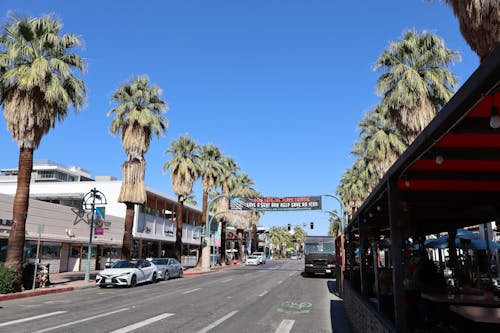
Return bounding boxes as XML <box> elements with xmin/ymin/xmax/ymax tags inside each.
<box><xmin>252</xmin><ymin>252</ymin><xmax>266</xmax><ymax>264</ymax></box>
<box><xmin>148</xmin><ymin>258</ymin><xmax>183</xmax><ymax>280</ymax></box>
<box><xmin>96</xmin><ymin>259</ymin><xmax>158</xmax><ymax>288</ymax></box>
<box><xmin>245</xmin><ymin>255</ymin><xmax>260</xmax><ymax>266</ymax></box>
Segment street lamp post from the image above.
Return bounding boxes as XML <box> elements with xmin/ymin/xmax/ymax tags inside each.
<box><xmin>323</xmin><ymin>194</ymin><xmax>347</xmax><ymax>232</ymax></box>
<box><xmin>82</xmin><ymin>188</ymin><xmax>107</xmax><ymax>283</ymax></box>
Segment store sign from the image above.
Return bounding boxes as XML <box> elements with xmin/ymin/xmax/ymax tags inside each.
<box><xmin>229</xmin><ymin>196</ymin><xmax>322</xmax><ymax>211</ymax></box>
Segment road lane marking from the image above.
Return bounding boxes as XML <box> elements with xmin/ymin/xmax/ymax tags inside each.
<box><xmin>0</xmin><ymin>311</ymin><xmax>66</xmax><ymax>327</ymax></box>
<box><xmin>219</xmin><ymin>278</ymin><xmax>232</xmax><ymax>283</ymax></box>
<box><xmin>277</xmin><ymin>280</ymin><xmax>283</xmax><ymax>285</ymax></box>
<box><xmin>275</xmin><ymin>320</ymin><xmax>295</xmax><ymax>333</ymax></box>
<box><xmin>31</xmin><ymin>308</ymin><xmax>129</xmax><ymax>333</ymax></box>
<box><xmin>258</xmin><ymin>290</ymin><xmax>268</xmax><ymax>297</ymax></box>
<box><xmin>197</xmin><ymin>310</ymin><xmax>238</xmax><ymax>333</ymax></box>
<box><xmin>183</xmin><ymin>288</ymin><xmax>201</xmax><ymax>294</ymax></box>
<box><xmin>108</xmin><ymin>313</ymin><xmax>174</xmax><ymax>333</ymax></box>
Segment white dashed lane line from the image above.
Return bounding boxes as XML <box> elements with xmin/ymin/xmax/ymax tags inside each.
<box><xmin>0</xmin><ymin>311</ymin><xmax>67</xmax><ymax>328</ymax></box>
<box><xmin>108</xmin><ymin>313</ymin><xmax>174</xmax><ymax>333</ymax></box>
<box><xmin>275</xmin><ymin>320</ymin><xmax>295</xmax><ymax>333</ymax></box>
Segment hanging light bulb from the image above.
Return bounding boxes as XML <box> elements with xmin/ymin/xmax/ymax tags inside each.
<box><xmin>490</xmin><ymin>104</ymin><xmax>500</xmax><ymax>129</ymax></box>
<box><xmin>435</xmin><ymin>155</ymin><xmax>444</xmax><ymax>165</ymax></box>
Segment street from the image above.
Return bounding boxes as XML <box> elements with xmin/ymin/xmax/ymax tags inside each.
<box><xmin>0</xmin><ymin>260</ymin><xmax>349</xmax><ymax>333</ymax></box>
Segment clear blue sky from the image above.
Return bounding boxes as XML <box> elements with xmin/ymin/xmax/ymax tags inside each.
<box><xmin>0</xmin><ymin>1</ymin><xmax>479</xmax><ymax>236</ymax></box>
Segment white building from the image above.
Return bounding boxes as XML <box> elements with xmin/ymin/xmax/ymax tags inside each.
<box><xmin>0</xmin><ymin>160</ymin><xmax>205</xmax><ymax>271</ymax></box>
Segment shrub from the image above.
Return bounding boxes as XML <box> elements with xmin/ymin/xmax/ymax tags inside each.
<box><xmin>0</xmin><ymin>264</ymin><xmax>16</xmax><ymax>294</ymax></box>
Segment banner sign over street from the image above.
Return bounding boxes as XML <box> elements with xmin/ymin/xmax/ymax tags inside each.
<box><xmin>229</xmin><ymin>196</ymin><xmax>322</xmax><ymax>211</ymax></box>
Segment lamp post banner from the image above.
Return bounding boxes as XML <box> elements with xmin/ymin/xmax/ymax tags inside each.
<box><xmin>230</xmin><ymin>196</ymin><xmax>322</xmax><ymax>211</ymax></box>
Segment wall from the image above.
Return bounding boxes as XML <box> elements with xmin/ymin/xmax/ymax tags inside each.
<box><xmin>343</xmin><ymin>281</ymin><xmax>395</xmax><ymax>333</ymax></box>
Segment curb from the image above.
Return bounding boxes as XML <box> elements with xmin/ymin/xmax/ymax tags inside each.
<box><xmin>0</xmin><ymin>286</ymin><xmax>74</xmax><ymax>301</ymax></box>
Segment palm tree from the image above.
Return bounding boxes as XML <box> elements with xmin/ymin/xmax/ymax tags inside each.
<box><xmin>198</xmin><ymin>144</ymin><xmax>224</xmax><ymax>267</ymax></box>
<box><xmin>327</xmin><ymin>210</ymin><xmax>341</xmax><ymax>237</ymax></box>
<box><xmin>231</xmin><ymin>173</ymin><xmax>259</xmax><ymax>262</ymax></box>
<box><xmin>184</xmin><ymin>191</ymin><xmax>197</xmax><ymax>207</ymax></box>
<box><xmin>293</xmin><ymin>226</ymin><xmax>307</xmax><ymax>253</ymax></box>
<box><xmin>163</xmin><ymin>135</ymin><xmax>200</xmax><ymax>262</ymax></box>
<box><xmin>442</xmin><ymin>0</ymin><xmax>500</xmax><ymax>62</ymax></box>
<box><xmin>0</xmin><ymin>15</ymin><xmax>86</xmax><ymax>291</ymax></box>
<box><xmin>268</xmin><ymin>226</ymin><xmax>290</xmax><ymax>257</ymax></box>
<box><xmin>216</xmin><ymin>156</ymin><xmax>240</xmax><ymax>265</ymax></box>
<box><xmin>374</xmin><ymin>30</ymin><xmax>460</xmax><ymax>144</ymax></box>
<box><xmin>108</xmin><ymin>75</ymin><xmax>168</xmax><ymax>260</ymax></box>
<box><xmin>354</xmin><ymin>106</ymin><xmax>406</xmax><ymax>180</ymax></box>
<box><xmin>337</xmin><ymin>159</ymin><xmax>373</xmax><ymax>216</ymax></box>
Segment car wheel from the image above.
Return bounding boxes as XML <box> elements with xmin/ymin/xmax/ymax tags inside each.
<box><xmin>151</xmin><ymin>272</ymin><xmax>157</xmax><ymax>283</ymax></box>
<box><xmin>164</xmin><ymin>270</ymin><xmax>169</xmax><ymax>280</ymax></box>
<box><xmin>178</xmin><ymin>269</ymin><xmax>183</xmax><ymax>278</ymax></box>
<box><xmin>130</xmin><ymin>275</ymin><xmax>137</xmax><ymax>288</ymax></box>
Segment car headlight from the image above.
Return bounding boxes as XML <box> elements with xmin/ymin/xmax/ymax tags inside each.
<box><xmin>118</xmin><ymin>272</ymin><xmax>131</xmax><ymax>277</ymax></box>
<box><xmin>305</xmin><ymin>264</ymin><xmax>314</xmax><ymax>267</ymax></box>
<box><xmin>327</xmin><ymin>264</ymin><xmax>335</xmax><ymax>268</ymax></box>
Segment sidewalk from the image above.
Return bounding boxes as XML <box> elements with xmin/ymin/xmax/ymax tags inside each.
<box><xmin>0</xmin><ymin>264</ymin><xmax>231</xmax><ymax>302</ymax></box>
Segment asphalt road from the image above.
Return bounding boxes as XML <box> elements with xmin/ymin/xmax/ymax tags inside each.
<box><xmin>0</xmin><ymin>259</ymin><xmax>349</xmax><ymax>333</ymax></box>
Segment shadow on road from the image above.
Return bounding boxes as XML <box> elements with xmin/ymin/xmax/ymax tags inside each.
<box><xmin>328</xmin><ymin>280</ymin><xmax>351</xmax><ymax>333</ymax></box>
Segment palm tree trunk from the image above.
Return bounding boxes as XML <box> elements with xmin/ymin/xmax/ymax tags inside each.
<box><xmin>237</xmin><ymin>229</ymin><xmax>243</xmax><ymax>263</ymax></box>
<box><xmin>220</xmin><ymin>221</ymin><xmax>227</xmax><ymax>266</ymax></box>
<box><xmin>195</xmin><ymin>190</ymin><xmax>208</xmax><ymax>268</ymax></box>
<box><xmin>121</xmin><ymin>202</ymin><xmax>135</xmax><ymax>260</ymax></box>
<box><xmin>251</xmin><ymin>223</ymin><xmax>257</xmax><ymax>253</ymax></box>
<box><xmin>175</xmin><ymin>196</ymin><xmax>184</xmax><ymax>263</ymax></box>
<box><xmin>5</xmin><ymin>147</ymin><xmax>33</xmax><ymax>292</ymax></box>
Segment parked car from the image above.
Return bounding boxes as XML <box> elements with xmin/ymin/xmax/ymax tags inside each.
<box><xmin>96</xmin><ymin>259</ymin><xmax>158</xmax><ymax>288</ymax></box>
<box><xmin>245</xmin><ymin>255</ymin><xmax>260</xmax><ymax>266</ymax></box>
<box><xmin>252</xmin><ymin>252</ymin><xmax>266</xmax><ymax>264</ymax></box>
<box><xmin>147</xmin><ymin>258</ymin><xmax>183</xmax><ymax>280</ymax></box>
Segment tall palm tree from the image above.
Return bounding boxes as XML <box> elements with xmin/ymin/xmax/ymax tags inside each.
<box><xmin>217</xmin><ymin>156</ymin><xmax>240</xmax><ymax>265</ymax></box>
<box><xmin>198</xmin><ymin>144</ymin><xmax>224</xmax><ymax>267</ymax></box>
<box><xmin>108</xmin><ymin>76</ymin><xmax>168</xmax><ymax>260</ymax></box>
<box><xmin>0</xmin><ymin>15</ymin><xmax>86</xmax><ymax>291</ymax></box>
<box><xmin>374</xmin><ymin>30</ymin><xmax>460</xmax><ymax>144</ymax></box>
<box><xmin>442</xmin><ymin>0</ymin><xmax>499</xmax><ymax>62</ymax></box>
<box><xmin>231</xmin><ymin>174</ymin><xmax>259</xmax><ymax>260</ymax></box>
<box><xmin>163</xmin><ymin>135</ymin><xmax>200</xmax><ymax>262</ymax></box>
<box><xmin>337</xmin><ymin>159</ymin><xmax>373</xmax><ymax>216</ymax></box>
<box><xmin>354</xmin><ymin>106</ymin><xmax>406</xmax><ymax>180</ymax></box>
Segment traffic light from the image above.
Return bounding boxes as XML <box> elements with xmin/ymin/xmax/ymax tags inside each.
<box><xmin>310</xmin><ymin>222</ymin><xmax>314</xmax><ymax>229</ymax></box>
<box><xmin>287</xmin><ymin>224</ymin><xmax>291</xmax><ymax>231</ymax></box>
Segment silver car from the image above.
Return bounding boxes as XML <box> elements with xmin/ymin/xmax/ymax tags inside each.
<box><xmin>148</xmin><ymin>258</ymin><xmax>183</xmax><ymax>280</ymax></box>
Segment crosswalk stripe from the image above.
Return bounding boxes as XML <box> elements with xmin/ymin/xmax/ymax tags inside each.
<box><xmin>108</xmin><ymin>313</ymin><xmax>174</xmax><ymax>333</ymax></box>
<box><xmin>0</xmin><ymin>311</ymin><xmax>66</xmax><ymax>327</ymax></box>
<box><xmin>275</xmin><ymin>319</ymin><xmax>295</xmax><ymax>333</ymax></box>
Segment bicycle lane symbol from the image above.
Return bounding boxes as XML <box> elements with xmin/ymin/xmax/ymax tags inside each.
<box><xmin>275</xmin><ymin>301</ymin><xmax>313</xmax><ymax>314</ymax></box>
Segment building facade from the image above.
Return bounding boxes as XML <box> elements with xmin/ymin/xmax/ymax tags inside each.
<box><xmin>0</xmin><ymin>160</ymin><xmax>205</xmax><ymax>271</ymax></box>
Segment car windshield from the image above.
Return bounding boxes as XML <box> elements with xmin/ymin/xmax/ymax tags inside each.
<box><xmin>151</xmin><ymin>259</ymin><xmax>163</xmax><ymax>265</ymax></box>
<box><xmin>112</xmin><ymin>260</ymin><xmax>134</xmax><ymax>269</ymax></box>
<box><xmin>248</xmin><ymin>256</ymin><xmax>257</xmax><ymax>259</ymax></box>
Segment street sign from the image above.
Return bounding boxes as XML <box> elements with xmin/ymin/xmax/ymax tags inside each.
<box><xmin>230</xmin><ymin>196</ymin><xmax>322</xmax><ymax>211</ymax></box>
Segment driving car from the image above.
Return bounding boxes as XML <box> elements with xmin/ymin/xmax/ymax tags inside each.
<box><xmin>245</xmin><ymin>255</ymin><xmax>260</xmax><ymax>266</ymax></box>
<box><xmin>96</xmin><ymin>259</ymin><xmax>158</xmax><ymax>288</ymax></box>
<box><xmin>147</xmin><ymin>258</ymin><xmax>183</xmax><ymax>280</ymax></box>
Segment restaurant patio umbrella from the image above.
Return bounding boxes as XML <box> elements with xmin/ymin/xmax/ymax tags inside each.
<box><xmin>424</xmin><ymin>228</ymin><xmax>480</xmax><ymax>249</ymax></box>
